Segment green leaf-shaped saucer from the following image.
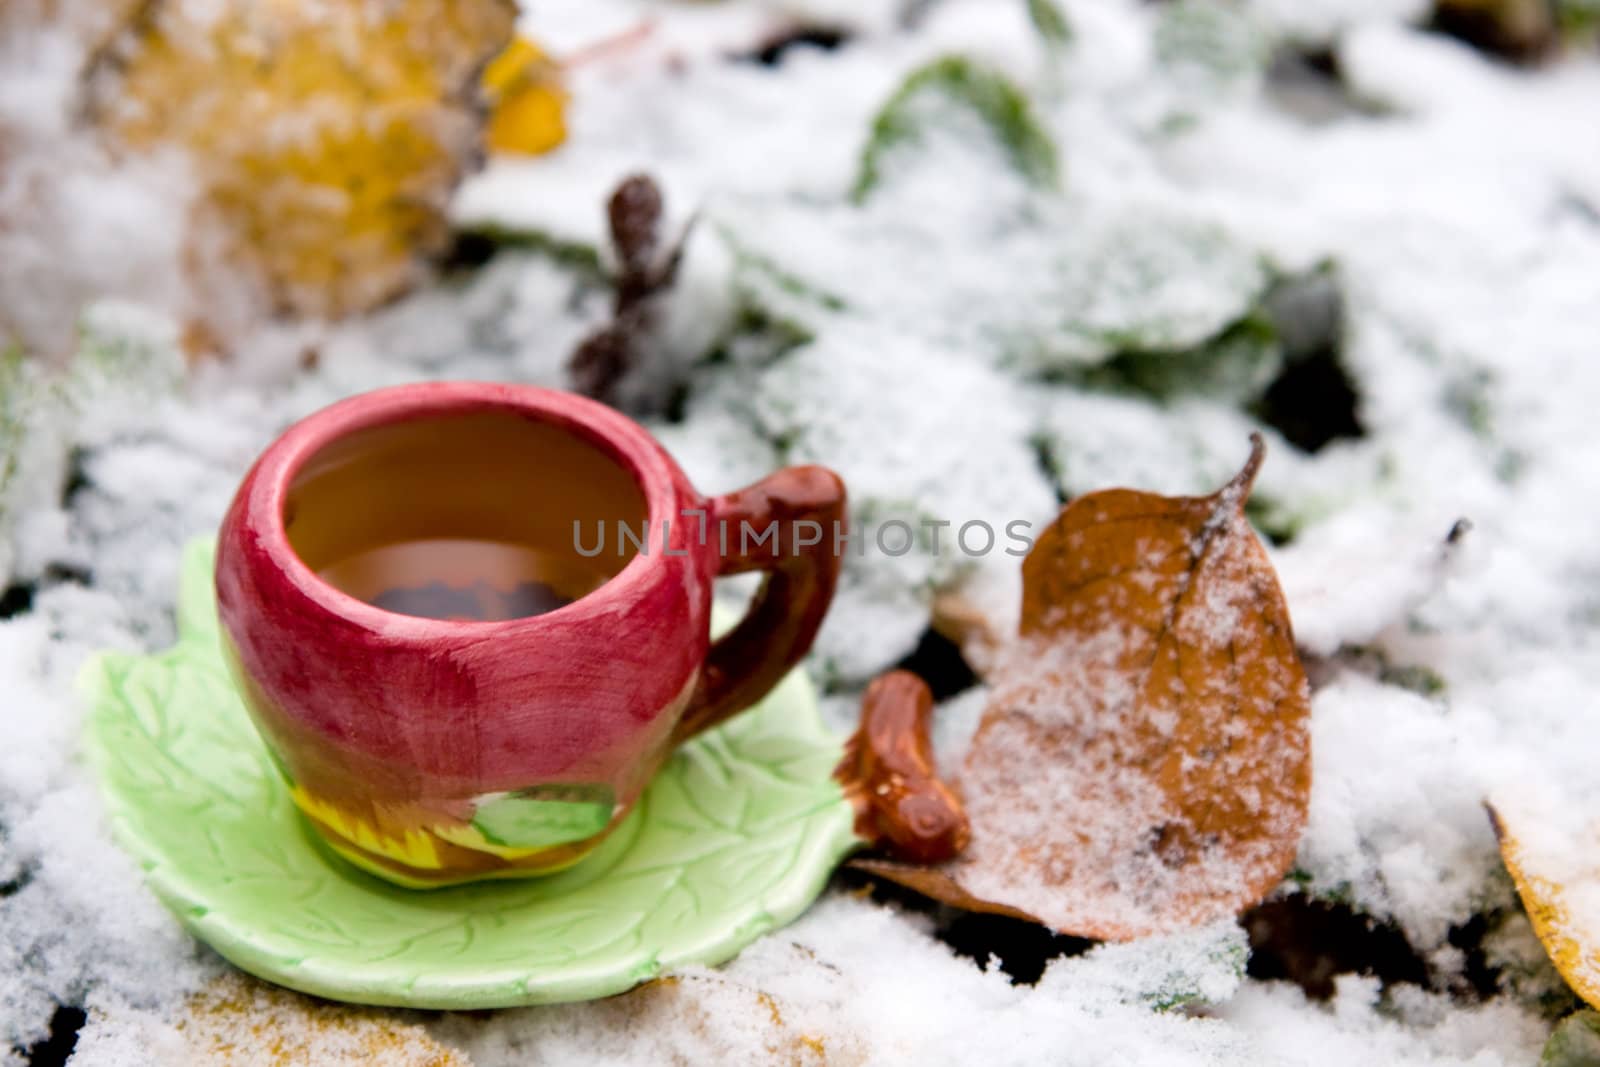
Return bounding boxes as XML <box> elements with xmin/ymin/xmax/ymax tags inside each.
<box><xmin>81</xmin><ymin>539</ymin><xmax>859</xmax><ymax>1009</ymax></box>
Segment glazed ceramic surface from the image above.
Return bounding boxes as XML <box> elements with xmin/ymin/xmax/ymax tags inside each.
<box><xmin>215</xmin><ymin>382</ymin><xmax>845</xmax><ymax>885</ymax></box>
<box><xmin>83</xmin><ymin>540</ymin><xmax>859</xmax><ymax>1008</ymax></box>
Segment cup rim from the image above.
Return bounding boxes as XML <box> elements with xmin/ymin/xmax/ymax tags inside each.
<box><xmin>238</xmin><ymin>381</ymin><xmax>690</xmax><ymax>636</ymax></box>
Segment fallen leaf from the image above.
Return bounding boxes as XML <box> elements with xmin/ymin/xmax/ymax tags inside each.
<box><xmin>483</xmin><ymin>36</ymin><xmax>568</xmax><ymax>156</ymax></box>
<box><xmin>1490</xmin><ymin>798</ymin><xmax>1600</xmax><ymax>1011</ymax></box>
<box><xmin>86</xmin><ymin>0</ymin><xmax>516</xmax><ymax>319</ymax></box>
<box><xmin>859</xmin><ymin>435</ymin><xmax>1312</xmax><ymax>940</ymax></box>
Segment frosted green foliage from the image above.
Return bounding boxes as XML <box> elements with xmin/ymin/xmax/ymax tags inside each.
<box><xmin>0</xmin><ymin>347</ymin><xmax>23</xmax><ymax>493</ymax></box>
<box><xmin>1483</xmin><ymin>911</ymin><xmax>1582</xmax><ymax>1016</ymax></box>
<box><xmin>1028</xmin><ymin>387</ymin><xmax>1371</xmax><ymax>576</ymax></box>
<box><xmin>1557</xmin><ymin>0</ymin><xmax>1600</xmax><ymax>32</ymax></box>
<box><xmin>1011</xmin><ymin>210</ymin><xmax>1270</xmax><ymax>373</ymax></box>
<box><xmin>1066</xmin><ymin>921</ymin><xmax>1250</xmax><ymax>1011</ymax></box>
<box><xmin>1155</xmin><ymin>0</ymin><xmax>1271</xmax><ymax>91</ymax></box>
<box><xmin>1055</xmin><ymin>263</ymin><xmax>1347</xmax><ymax>407</ymax></box>
<box><xmin>446</xmin><ymin>224</ymin><xmax>607</xmax><ymax>283</ymax></box>
<box><xmin>854</xmin><ymin>55</ymin><xmax>1060</xmax><ymax>201</ymax></box>
<box><xmin>708</xmin><ymin>193</ymin><xmax>1050</xmax><ymax>366</ymax></box>
<box><xmin>0</xmin><ymin>305</ymin><xmax>187</xmax><ymax>587</ymax></box>
<box><xmin>1542</xmin><ymin>1011</ymin><xmax>1600</xmax><ymax>1067</ymax></box>
<box><xmin>714</xmin><ymin>221</ymin><xmax>849</xmax><ymax>340</ymax></box>
<box><xmin>1026</xmin><ymin>0</ymin><xmax>1074</xmax><ymax>49</ymax></box>
<box><xmin>68</xmin><ymin>304</ymin><xmax>187</xmax><ymax>404</ymax></box>
<box><xmin>1035</xmin><ymin>390</ymin><xmax>1294</xmax><ymax>504</ymax></box>
<box><xmin>1239</xmin><ymin>0</ymin><xmax>1430</xmax><ymax>47</ymax></box>
<box><xmin>1069</xmin><ymin>312</ymin><xmax>1282</xmax><ymax>405</ymax></box>
<box><xmin>716</xmin><ymin>199</ymin><xmax>1270</xmax><ymax>390</ymax></box>
<box><xmin>0</xmin><ymin>349</ymin><xmax>24</xmax><ymax>586</ymax></box>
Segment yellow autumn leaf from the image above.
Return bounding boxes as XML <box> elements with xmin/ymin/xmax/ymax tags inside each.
<box><xmin>1490</xmin><ymin>797</ymin><xmax>1600</xmax><ymax>1010</ymax></box>
<box><xmin>483</xmin><ymin>36</ymin><xmax>568</xmax><ymax>156</ymax></box>
<box><xmin>87</xmin><ymin>0</ymin><xmax>516</xmax><ymax>319</ymax></box>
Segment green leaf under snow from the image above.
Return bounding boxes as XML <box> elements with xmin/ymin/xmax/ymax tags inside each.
<box><xmin>1542</xmin><ymin>1010</ymin><xmax>1600</xmax><ymax>1067</ymax></box>
<box><xmin>444</xmin><ymin>223</ymin><xmax>607</xmax><ymax>284</ymax></box>
<box><xmin>1069</xmin><ymin>921</ymin><xmax>1249</xmax><ymax>1011</ymax></box>
<box><xmin>1557</xmin><ymin>0</ymin><xmax>1600</xmax><ymax>34</ymax></box>
<box><xmin>717</xmin><ymin>222</ymin><xmax>850</xmax><ymax>321</ymax></box>
<box><xmin>1066</xmin><ymin>311</ymin><xmax>1282</xmax><ymax>405</ymax></box>
<box><xmin>0</xmin><ymin>306</ymin><xmax>186</xmax><ymax>586</ymax></box>
<box><xmin>1010</xmin><ymin>211</ymin><xmax>1270</xmax><ymax>374</ymax></box>
<box><xmin>0</xmin><ymin>347</ymin><xmax>25</xmax><ymax>506</ymax></box>
<box><xmin>471</xmin><ymin>785</ymin><xmax>617</xmax><ymax>849</ymax></box>
<box><xmin>853</xmin><ymin>55</ymin><xmax>1060</xmax><ymax>202</ymax></box>
<box><xmin>1026</xmin><ymin>0</ymin><xmax>1074</xmax><ymax>49</ymax></box>
<box><xmin>1154</xmin><ymin>0</ymin><xmax>1269</xmax><ymax>88</ymax></box>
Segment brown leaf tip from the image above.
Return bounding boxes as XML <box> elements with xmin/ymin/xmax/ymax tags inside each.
<box><xmin>1207</xmin><ymin>433</ymin><xmax>1268</xmax><ymax>528</ymax></box>
<box><xmin>1233</xmin><ymin>433</ymin><xmax>1268</xmax><ymax>497</ymax></box>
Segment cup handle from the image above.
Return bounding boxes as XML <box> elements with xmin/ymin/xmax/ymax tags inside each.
<box><xmin>672</xmin><ymin>465</ymin><xmax>847</xmax><ymax>743</ymax></box>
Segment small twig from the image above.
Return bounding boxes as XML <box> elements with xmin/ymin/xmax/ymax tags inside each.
<box><xmin>567</xmin><ymin>173</ymin><xmax>693</xmax><ymax>408</ymax></box>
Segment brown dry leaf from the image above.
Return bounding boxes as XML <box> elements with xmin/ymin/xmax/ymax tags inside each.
<box><xmin>859</xmin><ymin>435</ymin><xmax>1311</xmax><ymax>940</ymax></box>
<box><xmin>175</xmin><ymin>972</ymin><xmax>469</xmax><ymax>1066</ymax></box>
<box><xmin>86</xmin><ymin>0</ymin><xmax>515</xmax><ymax>319</ymax></box>
<box><xmin>1490</xmin><ymin>799</ymin><xmax>1600</xmax><ymax>1010</ymax></box>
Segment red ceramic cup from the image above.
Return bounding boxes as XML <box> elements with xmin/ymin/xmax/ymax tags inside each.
<box><xmin>215</xmin><ymin>382</ymin><xmax>845</xmax><ymax>887</ymax></box>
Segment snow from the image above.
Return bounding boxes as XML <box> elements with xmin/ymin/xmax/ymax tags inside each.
<box><xmin>0</xmin><ymin>15</ymin><xmax>192</xmax><ymax>363</ymax></box>
<box><xmin>427</xmin><ymin>896</ymin><xmax>1258</xmax><ymax>1066</ymax></box>
<box><xmin>0</xmin><ymin>0</ymin><xmax>1597</xmax><ymax>1062</ymax></box>
<box><xmin>1217</xmin><ymin>976</ymin><xmax>1549</xmax><ymax>1066</ymax></box>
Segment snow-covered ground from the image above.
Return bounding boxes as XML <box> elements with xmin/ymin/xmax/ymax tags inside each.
<box><xmin>2</xmin><ymin>0</ymin><xmax>1598</xmax><ymax>1063</ymax></box>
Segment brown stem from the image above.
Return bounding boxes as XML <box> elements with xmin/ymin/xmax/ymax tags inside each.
<box><xmin>835</xmin><ymin>670</ymin><xmax>970</xmax><ymax>865</ymax></box>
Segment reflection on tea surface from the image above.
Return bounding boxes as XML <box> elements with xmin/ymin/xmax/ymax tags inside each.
<box><xmin>319</xmin><ymin>538</ymin><xmax>608</xmax><ymax>621</ymax></box>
